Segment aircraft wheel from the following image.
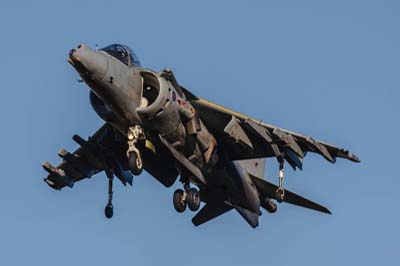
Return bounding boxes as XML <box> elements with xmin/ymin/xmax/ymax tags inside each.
<box><xmin>264</xmin><ymin>199</ymin><xmax>277</xmax><ymax>213</ymax></box>
<box><xmin>105</xmin><ymin>204</ymin><xmax>113</xmax><ymax>219</ymax></box>
<box><xmin>128</xmin><ymin>151</ymin><xmax>143</xmax><ymax>175</ymax></box>
<box><xmin>187</xmin><ymin>188</ymin><xmax>200</xmax><ymax>211</ymax></box>
<box><xmin>173</xmin><ymin>189</ymin><xmax>186</xmax><ymax>213</ymax></box>
<box><xmin>275</xmin><ymin>189</ymin><xmax>284</xmax><ymax>203</ymax></box>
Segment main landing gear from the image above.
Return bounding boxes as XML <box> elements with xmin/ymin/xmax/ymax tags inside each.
<box><xmin>127</xmin><ymin>125</ymin><xmax>144</xmax><ymax>175</ymax></box>
<box><xmin>173</xmin><ymin>182</ymin><xmax>201</xmax><ymax>213</ymax></box>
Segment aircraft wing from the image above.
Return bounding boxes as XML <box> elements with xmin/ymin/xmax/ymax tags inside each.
<box><xmin>43</xmin><ymin>123</ymin><xmax>134</xmax><ymax>190</ymax></box>
<box><xmin>184</xmin><ymin>90</ymin><xmax>360</xmax><ymax>169</ymax></box>
<box><xmin>43</xmin><ymin>123</ymin><xmax>179</xmax><ymax>190</ymax></box>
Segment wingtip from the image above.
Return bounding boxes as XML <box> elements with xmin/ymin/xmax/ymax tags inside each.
<box><xmin>324</xmin><ymin>208</ymin><xmax>332</xmax><ymax>215</ymax></box>
<box><xmin>347</xmin><ymin>152</ymin><xmax>361</xmax><ymax>163</ymax></box>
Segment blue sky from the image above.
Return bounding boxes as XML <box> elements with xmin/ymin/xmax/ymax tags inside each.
<box><xmin>0</xmin><ymin>0</ymin><xmax>399</xmax><ymax>265</ymax></box>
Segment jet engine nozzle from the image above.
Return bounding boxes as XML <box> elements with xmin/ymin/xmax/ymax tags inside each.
<box><xmin>68</xmin><ymin>44</ymin><xmax>108</xmax><ymax>81</ymax></box>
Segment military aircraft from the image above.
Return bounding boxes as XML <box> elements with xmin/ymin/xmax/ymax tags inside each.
<box><xmin>43</xmin><ymin>43</ymin><xmax>360</xmax><ymax>228</ymax></box>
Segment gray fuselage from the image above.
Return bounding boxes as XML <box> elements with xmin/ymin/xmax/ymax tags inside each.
<box><xmin>68</xmin><ymin>44</ymin><xmax>262</xmax><ymax>216</ymax></box>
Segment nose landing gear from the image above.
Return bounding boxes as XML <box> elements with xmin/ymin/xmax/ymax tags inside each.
<box><xmin>127</xmin><ymin>125</ymin><xmax>144</xmax><ymax>175</ymax></box>
<box><xmin>128</xmin><ymin>151</ymin><xmax>142</xmax><ymax>175</ymax></box>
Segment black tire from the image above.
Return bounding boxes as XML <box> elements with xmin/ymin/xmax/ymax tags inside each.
<box><xmin>128</xmin><ymin>152</ymin><xmax>143</xmax><ymax>175</ymax></box>
<box><xmin>275</xmin><ymin>189</ymin><xmax>284</xmax><ymax>203</ymax></box>
<box><xmin>187</xmin><ymin>188</ymin><xmax>200</xmax><ymax>211</ymax></box>
<box><xmin>105</xmin><ymin>204</ymin><xmax>113</xmax><ymax>219</ymax></box>
<box><xmin>173</xmin><ymin>189</ymin><xmax>186</xmax><ymax>213</ymax></box>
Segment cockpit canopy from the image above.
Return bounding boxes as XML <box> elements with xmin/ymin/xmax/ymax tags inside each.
<box><xmin>100</xmin><ymin>44</ymin><xmax>141</xmax><ymax>67</ymax></box>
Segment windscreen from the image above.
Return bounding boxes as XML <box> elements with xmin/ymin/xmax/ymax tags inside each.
<box><xmin>100</xmin><ymin>44</ymin><xmax>141</xmax><ymax>66</ymax></box>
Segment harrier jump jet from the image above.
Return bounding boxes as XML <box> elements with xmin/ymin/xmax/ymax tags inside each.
<box><xmin>43</xmin><ymin>44</ymin><xmax>360</xmax><ymax>228</ymax></box>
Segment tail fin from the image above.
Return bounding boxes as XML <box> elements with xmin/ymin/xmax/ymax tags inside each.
<box><xmin>236</xmin><ymin>158</ymin><xmax>266</xmax><ymax>178</ymax></box>
<box><xmin>249</xmin><ymin>174</ymin><xmax>331</xmax><ymax>214</ymax></box>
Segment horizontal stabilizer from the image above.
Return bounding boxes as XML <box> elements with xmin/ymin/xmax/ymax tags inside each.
<box><xmin>192</xmin><ymin>202</ymin><xmax>233</xmax><ymax>226</ymax></box>
<box><xmin>249</xmin><ymin>175</ymin><xmax>331</xmax><ymax>214</ymax></box>
<box><xmin>234</xmin><ymin>205</ymin><xmax>259</xmax><ymax>228</ymax></box>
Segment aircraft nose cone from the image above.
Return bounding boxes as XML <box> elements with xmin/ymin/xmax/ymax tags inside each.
<box><xmin>68</xmin><ymin>44</ymin><xmax>107</xmax><ymax>80</ymax></box>
<box><xmin>69</xmin><ymin>48</ymin><xmax>76</xmax><ymax>59</ymax></box>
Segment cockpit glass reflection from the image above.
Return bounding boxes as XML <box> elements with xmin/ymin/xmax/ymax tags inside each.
<box><xmin>100</xmin><ymin>44</ymin><xmax>141</xmax><ymax>67</ymax></box>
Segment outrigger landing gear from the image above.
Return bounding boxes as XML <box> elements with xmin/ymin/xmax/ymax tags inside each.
<box><xmin>127</xmin><ymin>125</ymin><xmax>144</xmax><ymax>175</ymax></box>
<box><xmin>104</xmin><ymin>175</ymin><xmax>114</xmax><ymax>219</ymax></box>
<box><xmin>173</xmin><ymin>181</ymin><xmax>200</xmax><ymax>213</ymax></box>
<box><xmin>275</xmin><ymin>156</ymin><xmax>285</xmax><ymax>203</ymax></box>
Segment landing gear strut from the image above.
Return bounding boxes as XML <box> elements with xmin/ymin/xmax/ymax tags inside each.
<box><xmin>104</xmin><ymin>175</ymin><xmax>114</xmax><ymax>219</ymax></box>
<box><xmin>275</xmin><ymin>157</ymin><xmax>285</xmax><ymax>203</ymax></box>
<box><xmin>127</xmin><ymin>125</ymin><xmax>144</xmax><ymax>175</ymax></box>
<box><xmin>173</xmin><ymin>181</ymin><xmax>200</xmax><ymax>213</ymax></box>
